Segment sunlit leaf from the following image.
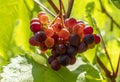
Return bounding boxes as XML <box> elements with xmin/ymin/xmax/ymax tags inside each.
<box><xmin>111</xmin><ymin>0</ymin><xmax>120</xmax><ymax>9</ymax></box>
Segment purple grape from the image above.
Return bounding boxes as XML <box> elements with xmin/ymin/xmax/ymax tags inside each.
<box><xmin>48</xmin><ymin>56</ymin><xmax>56</xmax><ymax>64</ymax></box>
<box><xmin>34</xmin><ymin>31</ymin><xmax>47</xmax><ymax>43</ymax></box>
<box><xmin>51</xmin><ymin>59</ymin><xmax>61</xmax><ymax>71</ymax></box>
<box><xmin>78</xmin><ymin>42</ymin><xmax>88</xmax><ymax>53</ymax></box>
<box><xmin>84</xmin><ymin>34</ymin><xmax>94</xmax><ymax>44</ymax></box>
<box><xmin>66</xmin><ymin>45</ymin><xmax>78</xmax><ymax>57</ymax></box>
<box><xmin>56</xmin><ymin>44</ymin><xmax>66</xmax><ymax>55</ymax></box>
<box><xmin>69</xmin><ymin>34</ymin><xmax>80</xmax><ymax>47</ymax></box>
<box><xmin>59</xmin><ymin>55</ymin><xmax>70</xmax><ymax>66</ymax></box>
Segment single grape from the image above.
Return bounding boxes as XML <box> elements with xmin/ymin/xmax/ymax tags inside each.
<box><xmin>69</xmin><ymin>34</ymin><xmax>80</xmax><ymax>47</ymax></box>
<box><xmin>45</xmin><ymin>37</ymin><xmax>55</xmax><ymax>48</ymax></box>
<box><xmin>52</xmin><ymin>23</ymin><xmax>63</xmax><ymax>33</ymax></box>
<box><xmin>39</xmin><ymin>14</ymin><xmax>49</xmax><ymax>24</ymax></box>
<box><xmin>66</xmin><ymin>45</ymin><xmax>78</xmax><ymax>57</ymax></box>
<box><xmin>59</xmin><ymin>55</ymin><xmax>70</xmax><ymax>66</ymax></box>
<box><xmin>44</xmin><ymin>27</ymin><xmax>54</xmax><ymax>37</ymax></box>
<box><xmin>84</xmin><ymin>26</ymin><xmax>93</xmax><ymax>34</ymax></box>
<box><xmin>54</xmin><ymin>17</ymin><xmax>62</xmax><ymax>23</ymax></box>
<box><xmin>30</xmin><ymin>22</ymin><xmax>42</xmax><ymax>33</ymax></box>
<box><xmin>78</xmin><ymin>42</ymin><xmax>88</xmax><ymax>53</ymax></box>
<box><xmin>29</xmin><ymin>36</ymin><xmax>39</xmax><ymax>46</ymax></box>
<box><xmin>58</xmin><ymin>28</ymin><xmax>70</xmax><ymax>40</ymax></box>
<box><xmin>56</xmin><ymin>44</ymin><xmax>66</xmax><ymax>55</ymax></box>
<box><xmin>30</xmin><ymin>18</ymin><xmax>40</xmax><ymax>24</ymax></box>
<box><xmin>37</xmin><ymin>11</ymin><xmax>46</xmax><ymax>19</ymax></box>
<box><xmin>34</xmin><ymin>31</ymin><xmax>47</xmax><ymax>43</ymax></box>
<box><xmin>72</xmin><ymin>23</ymin><xmax>85</xmax><ymax>36</ymax></box>
<box><xmin>84</xmin><ymin>34</ymin><xmax>94</xmax><ymax>44</ymax></box>
<box><xmin>48</xmin><ymin>56</ymin><xmax>56</xmax><ymax>64</ymax></box>
<box><xmin>51</xmin><ymin>59</ymin><xmax>61</xmax><ymax>71</ymax></box>
<box><xmin>70</xmin><ymin>57</ymin><xmax>76</xmax><ymax>65</ymax></box>
<box><xmin>65</xmin><ymin>18</ymin><xmax>77</xmax><ymax>29</ymax></box>
<box><xmin>93</xmin><ymin>34</ymin><xmax>100</xmax><ymax>44</ymax></box>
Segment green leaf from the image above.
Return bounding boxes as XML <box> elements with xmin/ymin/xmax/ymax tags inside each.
<box><xmin>111</xmin><ymin>0</ymin><xmax>120</xmax><ymax>9</ymax></box>
<box><xmin>73</xmin><ymin>64</ymin><xmax>102</xmax><ymax>81</ymax></box>
<box><xmin>28</xmin><ymin>57</ymin><xmax>78</xmax><ymax>82</ymax></box>
<box><xmin>0</xmin><ymin>0</ymin><xmax>34</xmax><ymax>59</ymax></box>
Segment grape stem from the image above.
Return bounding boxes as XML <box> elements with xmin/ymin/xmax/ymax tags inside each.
<box><xmin>99</xmin><ymin>0</ymin><xmax>120</xmax><ymax>30</ymax></box>
<box><xmin>34</xmin><ymin>0</ymin><xmax>56</xmax><ymax>17</ymax></box>
<box><xmin>65</xmin><ymin>0</ymin><xmax>74</xmax><ymax>19</ymax></box>
<box><xmin>59</xmin><ymin>0</ymin><xmax>65</xmax><ymax>27</ymax></box>
<box><xmin>47</xmin><ymin>0</ymin><xmax>59</xmax><ymax>14</ymax></box>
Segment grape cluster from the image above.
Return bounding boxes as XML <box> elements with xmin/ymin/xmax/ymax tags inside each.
<box><xmin>29</xmin><ymin>12</ymin><xmax>100</xmax><ymax>71</ymax></box>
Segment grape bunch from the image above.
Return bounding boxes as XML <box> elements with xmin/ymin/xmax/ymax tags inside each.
<box><xmin>29</xmin><ymin>12</ymin><xmax>100</xmax><ymax>71</ymax></box>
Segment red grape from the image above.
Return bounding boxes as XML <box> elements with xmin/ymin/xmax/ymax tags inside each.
<box><xmin>30</xmin><ymin>22</ymin><xmax>42</xmax><ymax>33</ymax></box>
<box><xmin>93</xmin><ymin>34</ymin><xmax>100</xmax><ymax>44</ymax></box>
<box><xmin>58</xmin><ymin>28</ymin><xmax>70</xmax><ymax>40</ymax></box>
<box><xmin>84</xmin><ymin>26</ymin><xmax>93</xmax><ymax>34</ymax></box>
<box><xmin>65</xmin><ymin>18</ymin><xmax>77</xmax><ymax>29</ymax></box>
<box><xmin>39</xmin><ymin>14</ymin><xmax>49</xmax><ymax>24</ymax></box>
<box><xmin>30</xmin><ymin>18</ymin><xmax>40</xmax><ymax>24</ymax></box>
<box><xmin>52</xmin><ymin>23</ymin><xmax>63</xmax><ymax>33</ymax></box>
<box><xmin>70</xmin><ymin>57</ymin><xmax>76</xmax><ymax>65</ymax></box>
<box><xmin>72</xmin><ymin>23</ymin><xmax>85</xmax><ymax>36</ymax></box>
<box><xmin>38</xmin><ymin>11</ymin><xmax>46</xmax><ymax>19</ymax></box>
<box><xmin>45</xmin><ymin>37</ymin><xmax>55</xmax><ymax>48</ymax></box>
<box><xmin>29</xmin><ymin>36</ymin><xmax>39</xmax><ymax>46</ymax></box>
<box><xmin>54</xmin><ymin>17</ymin><xmax>62</xmax><ymax>23</ymax></box>
<box><xmin>44</xmin><ymin>27</ymin><xmax>54</xmax><ymax>37</ymax></box>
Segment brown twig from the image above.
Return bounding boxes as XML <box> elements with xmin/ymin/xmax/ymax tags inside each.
<box><xmin>97</xmin><ymin>56</ymin><xmax>111</xmax><ymax>77</ymax></box>
<box><xmin>65</xmin><ymin>0</ymin><xmax>74</xmax><ymax>19</ymax></box>
<box><xmin>61</xmin><ymin>1</ymin><xmax>66</xmax><ymax>14</ymax></box>
<box><xmin>92</xmin><ymin>18</ymin><xmax>115</xmax><ymax>74</ymax></box>
<box><xmin>34</xmin><ymin>0</ymin><xmax>56</xmax><ymax>17</ymax></box>
<box><xmin>59</xmin><ymin>0</ymin><xmax>65</xmax><ymax>27</ymax></box>
<box><xmin>99</xmin><ymin>0</ymin><xmax>120</xmax><ymax>29</ymax></box>
<box><xmin>47</xmin><ymin>0</ymin><xmax>59</xmax><ymax>14</ymax></box>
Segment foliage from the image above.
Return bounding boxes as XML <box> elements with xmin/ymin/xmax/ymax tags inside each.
<box><xmin>0</xmin><ymin>0</ymin><xmax>120</xmax><ymax>82</ymax></box>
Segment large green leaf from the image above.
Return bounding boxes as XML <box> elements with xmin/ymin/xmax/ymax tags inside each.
<box><xmin>0</xmin><ymin>0</ymin><xmax>34</xmax><ymax>59</ymax></box>
<box><xmin>27</xmin><ymin>57</ymin><xmax>78</xmax><ymax>82</ymax></box>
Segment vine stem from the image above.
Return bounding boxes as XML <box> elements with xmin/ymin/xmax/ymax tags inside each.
<box><xmin>99</xmin><ymin>0</ymin><xmax>120</xmax><ymax>29</ymax></box>
<box><xmin>65</xmin><ymin>0</ymin><xmax>74</xmax><ymax>19</ymax></box>
<box><xmin>34</xmin><ymin>0</ymin><xmax>56</xmax><ymax>17</ymax></box>
<box><xmin>93</xmin><ymin>18</ymin><xmax>115</xmax><ymax>74</ymax></box>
